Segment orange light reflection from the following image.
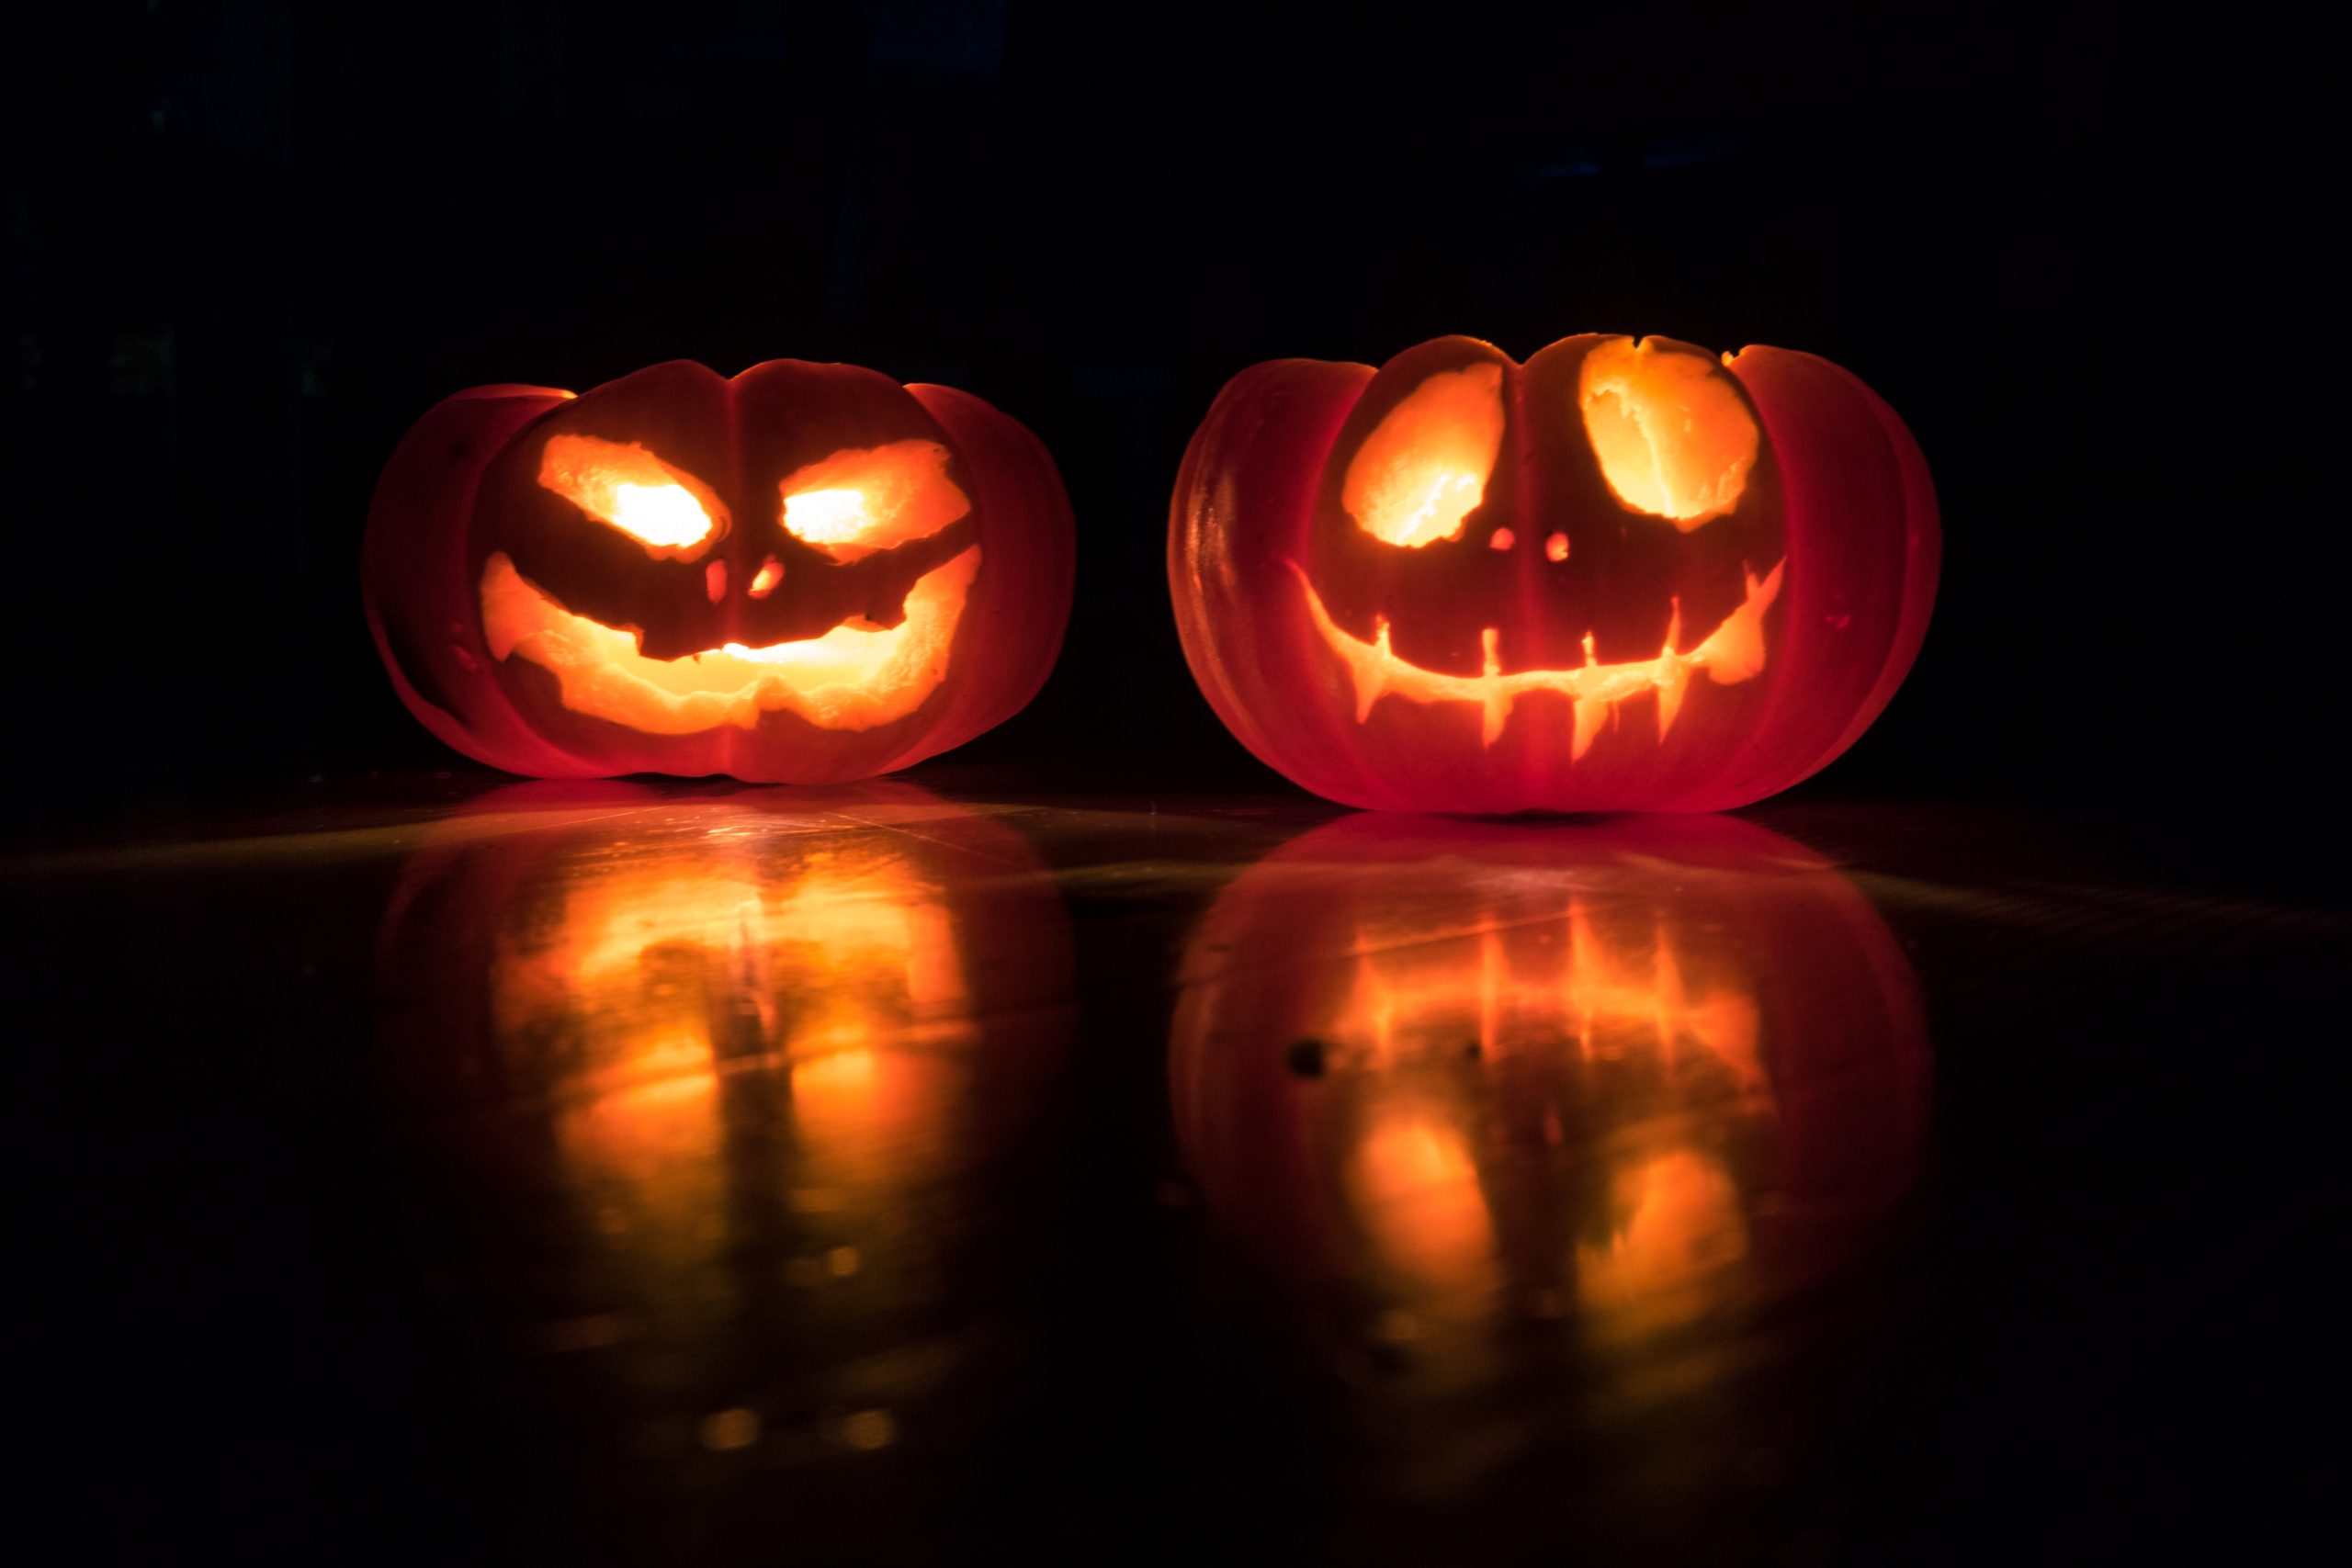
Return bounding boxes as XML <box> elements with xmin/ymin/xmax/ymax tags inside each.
<box><xmin>1326</xmin><ymin>893</ymin><xmax>1768</xmax><ymax>1327</ymax></box>
<box><xmin>379</xmin><ymin>784</ymin><xmax>1077</xmax><ymax>1473</ymax></box>
<box><xmin>483</xmin><ymin>818</ymin><xmax>981</xmax><ymax>1270</ymax></box>
<box><xmin>1170</xmin><ymin>817</ymin><xmax>1931</xmax><ymax>1383</ymax></box>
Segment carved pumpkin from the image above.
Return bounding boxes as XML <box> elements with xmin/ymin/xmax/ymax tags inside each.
<box><xmin>374</xmin><ymin>782</ymin><xmax>1074</xmax><ymax>1456</ymax></box>
<box><xmin>1170</xmin><ymin>335</ymin><xmax>1938</xmax><ymax>812</ymax></box>
<box><xmin>1170</xmin><ymin>814</ymin><xmax>1929</xmax><ymax>1354</ymax></box>
<box><xmin>366</xmin><ymin>360</ymin><xmax>1074</xmax><ymax>783</ymax></box>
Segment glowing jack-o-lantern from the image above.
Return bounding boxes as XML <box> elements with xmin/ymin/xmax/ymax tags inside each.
<box><xmin>1170</xmin><ymin>335</ymin><xmax>1939</xmax><ymax>812</ymax></box>
<box><xmin>366</xmin><ymin>359</ymin><xmax>1075</xmax><ymax>782</ymax></box>
<box><xmin>374</xmin><ymin>782</ymin><xmax>1073</xmax><ymax>1457</ymax></box>
<box><xmin>1170</xmin><ymin>814</ymin><xmax>1929</xmax><ymax>1368</ymax></box>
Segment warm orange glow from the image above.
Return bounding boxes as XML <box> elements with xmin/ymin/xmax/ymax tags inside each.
<box><xmin>1338</xmin><ymin>897</ymin><xmax>1760</xmax><ymax>1083</ymax></box>
<box><xmin>538</xmin><ymin>434</ymin><xmax>722</xmax><ymax>553</ymax></box>
<box><xmin>1544</xmin><ymin>531</ymin><xmax>1569</xmax><ymax>562</ymax></box>
<box><xmin>480</xmin><ymin>546</ymin><xmax>978</xmax><ymax>734</ymax></box>
<box><xmin>778</xmin><ymin>440</ymin><xmax>970</xmax><ymax>562</ymax></box>
<box><xmin>1294</xmin><ymin>557</ymin><xmax>1783</xmax><ymax>750</ymax></box>
<box><xmin>791</xmin><ymin>1047</ymin><xmax>953</xmax><ymax>1189</ymax></box>
<box><xmin>748</xmin><ymin>556</ymin><xmax>783</xmax><ymax>597</ymax></box>
<box><xmin>1577</xmin><ymin>339</ymin><xmax>1758</xmax><ymax>527</ymax></box>
<box><xmin>1320</xmin><ymin>890</ymin><xmax>1769</xmax><ymax>1317</ymax></box>
<box><xmin>1351</xmin><ymin>1111</ymin><xmax>1497</xmax><ymax>1296</ymax></box>
<box><xmin>1341</xmin><ymin>363</ymin><xmax>1507</xmax><ymax>547</ymax></box>
<box><xmin>1577</xmin><ymin>1149</ymin><xmax>1747</xmax><ymax>1328</ymax></box>
<box><xmin>784</xmin><ymin>490</ymin><xmax>870</xmax><ymax>543</ymax></box>
<box><xmin>379</xmin><ymin>784</ymin><xmax>1080</xmax><ymax>1451</ymax></box>
<box><xmin>487</xmin><ymin>823</ymin><xmax>981</xmax><ymax>1279</ymax></box>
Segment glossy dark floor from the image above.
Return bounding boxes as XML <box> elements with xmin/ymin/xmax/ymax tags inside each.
<box><xmin>17</xmin><ymin>775</ymin><xmax>2336</xmax><ymax>1564</ymax></box>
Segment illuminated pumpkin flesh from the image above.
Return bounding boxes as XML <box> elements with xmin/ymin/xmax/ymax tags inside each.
<box><xmin>367</xmin><ymin>360</ymin><xmax>1074</xmax><ymax>782</ymax></box>
<box><xmin>1170</xmin><ymin>334</ymin><xmax>1939</xmax><ymax>812</ymax></box>
<box><xmin>1170</xmin><ymin>814</ymin><xmax>1930</xmax><ymax>1354</ymax></box>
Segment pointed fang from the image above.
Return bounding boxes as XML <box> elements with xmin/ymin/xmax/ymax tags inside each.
<box><xmin>1480</xmin><ymin>627</ymin><xmax>1509</xmax><ymax>747</ymax></box>
<box><xmin>1656</xmin><ymin>665</ymin><xmax>1690</xmax><ymax>740</ymax></box>
<box><xmin>1573</xmin><ymin>695</ymin><xmax>1608</xmax><ymax>760</ymax></box>
<box><xmin>1350</xmin><ymin>618</ymin><xmax>1393</xmax><ymax>721</ymax></box>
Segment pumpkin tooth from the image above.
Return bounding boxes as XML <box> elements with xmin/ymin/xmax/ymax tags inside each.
<box><xmin>1656</xmin><ymin>665</ymin><xmax>1690</xmax><ymax>740</ymax></box>
<box><xmin>1572</xmin><ymin>696</ymin><xmax>1608</xmax><ymax>760</ymax></box>
<box><xmin>1351</xmin><ymin>617</ymin><xmax>1393</xmax><ymax>720</ymax></box>
<box><xmin>1481</xmin><ymin>629</ymin><xmax>1509</xmax><ymax>747</ymax></box>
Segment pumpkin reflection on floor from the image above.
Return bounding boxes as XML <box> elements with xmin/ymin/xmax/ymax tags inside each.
<box><xmin>1170</xmin><ymin>814</ymin><xmax>1931</xmax><ymax>1413</ymax></box>
<box><xmin>373</xmin><ymin>781</ymin><xmax>1071</xmax><ymax>1533</ymax></box>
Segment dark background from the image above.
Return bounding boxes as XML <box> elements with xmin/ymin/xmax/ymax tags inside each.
<box><xmin>11</xmin><ymin>1</ymin><xmax>2340</xmax><ymax>824</ymax></box>
<box><xmin>10</xmin><ymin>6</ymin><xmax>2345</xmax><ymax>1565</ymax></box>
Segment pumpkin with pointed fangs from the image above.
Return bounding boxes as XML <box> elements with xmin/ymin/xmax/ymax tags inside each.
<box><xmin>1169</xmin><ymin>334</ymin><xmax>1938</xmax><ymax>813</ymax></box>
<box><xmin>365</xmin><ymin>359</ymin><xmax>1074</xmax><ymax>782</ymax></box>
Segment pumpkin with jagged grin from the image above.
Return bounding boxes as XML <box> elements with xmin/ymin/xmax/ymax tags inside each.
<box><xmin>1168</xmin><ymin>334</ymin><xmax>1938</xmax><ymax>813</ymax></box>
<box><xmin>366</xmin><ymin>358</ymin><xmax>1073</xmax><ymax>783</ymax></box>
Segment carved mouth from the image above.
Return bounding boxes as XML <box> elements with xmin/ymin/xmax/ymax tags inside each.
<box><xmin>1294</xmin><ymin>559</ymin><xmax>1784</xmax><ymax>754</ymax></box>
<box><xmin>480</xmin><ymin>547</ymin><xmax>979</xmax><ymax>735</ymax></box>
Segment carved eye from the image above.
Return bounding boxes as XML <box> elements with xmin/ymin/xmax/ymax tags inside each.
<box><xmin>537</xmin><ymin>434</ymin><xmax>724</xmax><ymax>556</ymax></box>
<box><xmin>1342</xmin><ymin>363</ymin><xmax>1507</xmax><ymax>547</ymax></box>
<box><xmin>779</xmin><ymin>440</ymin><xmax>970</xmax><ymax>563</ymax></box>
<box><xmin>1577</xmin><ymin>340</ymin><xmax>1758</xmax><ymax>529</ymax></box>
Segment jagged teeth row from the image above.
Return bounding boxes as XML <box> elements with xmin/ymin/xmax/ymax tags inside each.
<box><xmin>1348</xmin><ymin>618</ymin><xmax>1700</xmax><ymax>754</ymax></box>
